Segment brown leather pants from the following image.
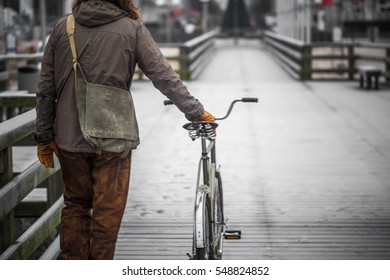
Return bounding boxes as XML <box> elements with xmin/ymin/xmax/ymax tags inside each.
<box><xmin>57</xmin><ymin>149</ymin><xmax>131</xmax><ymax>260</ymax></box>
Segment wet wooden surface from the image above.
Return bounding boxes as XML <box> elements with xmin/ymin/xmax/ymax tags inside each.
<box><xmin>112</xmin><ymin>39</ymin><xmax>390</xmax><ymax>260</ymax></box>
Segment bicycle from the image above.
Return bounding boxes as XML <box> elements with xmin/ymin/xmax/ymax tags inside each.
<box><xmin>164</xmin><ymin>97</ymin><xmax>258</xmax><ymax>260</ymax></box>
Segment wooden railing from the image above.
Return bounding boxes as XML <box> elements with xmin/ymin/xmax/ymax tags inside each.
<box><xmin>0</xmin><ymin>53</ymin><xmax>43</xmax><ymax>92</ymax></box>
<box><xmin>1</xmin><ymin>30</ymin><xmax>217</xmax><ymax>93</ymax></box>
<box><xmin>177</xmin><ymin>30</ymin><xmax>217</xmax><ymax>80</ymax></box>
<box><xmin>136</xmin><ymin>30</ymin><xmax>218</xmax><ymax>81</ymax></box>
<box><xmin>0</xmin><ymin>91</ymin><xmax>36</xmax><ymax>122</ymax></box>
<box><xmin>263</xmin><ymin>31</ymin><xmax>307</xmax><ymax>80</ymax></box>
<box><xmin>0</xmin><ymin>110</ymin><xmax>64</xmax><ymax>260</ymax></box>
<box><xmin>264</xmin><ymin>31</ymin><xmax>390</xmax><ymax>82</ymax></box>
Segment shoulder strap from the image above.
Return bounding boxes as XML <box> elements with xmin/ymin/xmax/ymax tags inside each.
<box><xmin>66</xmin><ymin>14</ymin><xmax>81</xmax><ymax>96</ymax></box>
<box><xmin>66</xmin><ymin>14</ymin><xmax>87</xmax><ymax>96</ymax></box>
<box><xmin>66</xmin><ymin>14</ymin><xmax>77</xmax><ymax>64</ymax></box>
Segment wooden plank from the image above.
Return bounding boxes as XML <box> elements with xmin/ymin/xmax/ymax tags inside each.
<box><xmin>264</xmin><ymin>31</ymin><xmax>306</xmax><ymax>48</ymax></box>
<box><xmin>39</xmin><ymin>236</ymin><xmax>60</xmax><ymax>260</ymax></box>
<box><xmin>0</xmin><ymin>147</ymin><xmax>15</xmax><ymax>252</ymax></box>
<box><xmin>0</xmin><ymin>91</ymin><xmax>35</xmax><ymax>107</ymax></box>
<box><xmin>0</xmin><ymin>160</ymin><xmax>61</xmax><ymax>220</ymax></box>
<box><xmin>182</xmin><ymin>30</ymin><xmax>218</xmax><ymax>48</ymax></box>
<box><xmin>0</xmin><ymin>53</ymin><xmax>43</xmax><ymax>62</ymax></box>
<box><xmin>0</xmin><ymin>197</ymin><xmax>64</xmax><ymax>260</ymax></box>
<box><xmin>0</xmin><ymin>110</ymin><xmax>36</xmax><ymax>150</ymax></box>
<box><xmin>14</xmin><ymin>201</ymin><xmax>47</xmax><ymax>217</ymax></box>
<box><xmin>265</xmin><ymin>37</ymin><xmax>303</xmax><ymax>61</ymax></box>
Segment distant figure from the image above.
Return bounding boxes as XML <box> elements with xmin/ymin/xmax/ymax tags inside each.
<box><xmin>221</xmin><ymin>0</ymin><xmax>252</xmax><ymax>44</ymax></box>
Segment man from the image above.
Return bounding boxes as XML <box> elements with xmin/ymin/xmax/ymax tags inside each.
<box><xmin>35</xmin><ymin>0</ymin><xmax>214</xmax><ymax>259</ymax></box>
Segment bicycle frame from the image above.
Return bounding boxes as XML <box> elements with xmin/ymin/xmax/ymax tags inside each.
<box><xmin>194</xmin><ymin>132</ymin><xmax>226</xmax><ymax>259</ymax></box>
<box><xmin>164</xmin><ymin>97</ymin><xmax>258</xmax><ymax>260</ymax></box>
<box><xmin>194</xmin><ymin>136</ymin><xmax>217</xmax><ymax>248</ymax></box>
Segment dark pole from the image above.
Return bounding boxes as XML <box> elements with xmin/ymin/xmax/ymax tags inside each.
<box><xmin>233</xmin><ymin>0</ymin><xmax>239</xmax><ymax>44</ymax></box>
<box><xmin>40</xmin><ymin>0</ymin><xmax>47</xmax><ymax>50</ymax></box>
<box><xmin>0</xmin><ymin>0</ymin><xmax>4</xmax><ymax>40</ymax></box>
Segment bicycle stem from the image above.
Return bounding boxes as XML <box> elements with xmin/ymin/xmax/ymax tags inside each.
<box><xmin>201</xmin><ymin>138</ymin><xmax>217</xmax><ymax>186</ymax></box>
<box><xmin>201</xmin><ymin>138</ymin><xmax>209</xmax><ymax>185</ymax></box>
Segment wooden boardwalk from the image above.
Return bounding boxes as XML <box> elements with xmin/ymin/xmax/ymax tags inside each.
<box><xmin>114</xmin><ymin>39</ymin><xmax>390</xmax><ymax>260</ymax></box>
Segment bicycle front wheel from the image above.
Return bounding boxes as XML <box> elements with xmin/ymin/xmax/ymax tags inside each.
<box><xmin>193</xmin><ymin>189</ymin><xmax>213</xmax><ymax>260</ymax></box>
<box><xmin>213</xmin><ymin>170</ymin><xmax>224</xmax><ymax>259</ymax></box>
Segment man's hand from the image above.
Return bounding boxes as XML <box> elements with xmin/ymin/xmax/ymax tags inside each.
<box><xmin>37</xmin><ymin>140</ymin><xmax>59</xmax><ymax>168</ymax></box>
<box><xmin>198</xmin><ymin>111</ymin><xmax>215</xmax><ymax>122</ymax></box>
<box><xmin>198</xmin><ymin>111</ymin><xmax>216</xmax><ymax>135</ymax></box>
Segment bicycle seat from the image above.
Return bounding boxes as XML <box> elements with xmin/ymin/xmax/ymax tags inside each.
<box><xmin>183</xmin><ymin>121</ymin><xmax>219</xmax><ymax>131</ymax></box>
<box><xmin>183</xmin><ymin>121</ymin><xmax>218</xmax><ymax>140</ymax></box>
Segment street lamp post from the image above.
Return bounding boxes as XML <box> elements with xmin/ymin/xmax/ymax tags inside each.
<box><xmin>200</xmin><ymin>0</ymin><xmax>209</xmax><ymax>33</ymax></box>
<box><xmin>305</xmin><ymin>0</ymin><xmax>311</xmax><ymax>43</ymax></box>
<box><xmin>0</xmin><ymin>0</ymin><xmax>4</xmax><ymax>40</ymax></box>
<box><xmin>40</xmin><ymin>0</ymin><xmax>47</xmax><ymax>49</ymax></box>
<box><xmin>166</xmin><ymin>0</ymin><xmax>173</xmax><ymax>42</ymax></box>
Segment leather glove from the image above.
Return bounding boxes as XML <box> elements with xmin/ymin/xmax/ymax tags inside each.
<box><xmin>198</xmin><ymin>111</ymin><xmax>215</xmax><ymax>122</ymax></box>
<box><xmin>37</xmin><ymin>140</ymin><xmax>59</xmax><ymax>168</ymax></box>
<box><xmin>198</xmin><ymin>111</ymin><xmax>216</xmax><ymax>135</ymax></box>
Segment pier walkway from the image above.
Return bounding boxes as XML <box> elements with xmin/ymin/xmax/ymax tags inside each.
<box><xmin>113</xmin><ymin>39</ymin><xmax>390</xmax><ymax>260</ymax></box>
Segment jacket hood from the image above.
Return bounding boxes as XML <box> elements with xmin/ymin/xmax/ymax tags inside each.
<box><xmin>73</xmin><ymin>0</ymin><xmax>128</xmax><ymax>27</ymax></box>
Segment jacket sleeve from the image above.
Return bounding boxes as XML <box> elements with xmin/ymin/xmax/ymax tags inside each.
<box><xmin>135</xmin><ymin>21</ymin><xmax>204</xmax><ymax>121</ymax></box>
<box><xmin>35</xmin><ymin>32</ymin><xmax>56</xmax><ymax>143</ymax></box>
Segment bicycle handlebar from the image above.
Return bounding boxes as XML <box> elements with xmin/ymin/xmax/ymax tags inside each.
<box><xmin>215</xmin><ymin>98</ymin><xmax>258</xmax><ymax>120</ymax></box>
<box><xmin>241</xmin><ymin>97</ymin><xmax>258</xmax><ymax>103</ymax></box>
<box><xmin>163</xmin><ymin>97</ymin><xmax>258</xmax><ymax>121</ymax></box>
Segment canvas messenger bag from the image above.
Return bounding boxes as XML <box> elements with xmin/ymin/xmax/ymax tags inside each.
<box><xmin>66</xmin><ymin>14</ymin><xmax>140</xmax><ymax>157</ymax></box>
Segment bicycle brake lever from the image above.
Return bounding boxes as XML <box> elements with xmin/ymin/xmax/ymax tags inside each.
<box><xmin>164</xmin><ymin>100</ymin><xmax>174</xmax><ymax>106</ymax></box>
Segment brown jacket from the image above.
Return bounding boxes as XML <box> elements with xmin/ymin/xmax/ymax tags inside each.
<box><xmin>35</xmin><ymin>0</ymin><xmax>204</xmax><ymax>152</ymax></box>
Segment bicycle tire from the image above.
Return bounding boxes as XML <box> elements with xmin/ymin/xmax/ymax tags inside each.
<box><xmin>213</xmin><ymin>171</ymin><xmax>224</xmax><ymax>259</ymax></box>
<box><xmin>193</xmin><ymin>190</ymin><xmax>213</xmax><ymax>260</ymax></box>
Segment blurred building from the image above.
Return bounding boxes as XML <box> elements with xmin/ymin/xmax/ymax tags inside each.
<box><xmin>137</xmin><ymin>0</ymin><xmax>222</xmax><ymax>42</ymax></box>
<box><xmin>0</xmin><ymin>0</ymin><xmax>72</xmax><ymax>53</ymax></box>
<box><xmin>136</xmin><ymin>0</ymin><xmax>189</xmax><ymax>42</ymax></box>
<box><xmin>274</xmin><ymin>0</ymin><xmax>390</xmax><ymax>43</ymax></box>
<box><xmin>1</xmin><ymin>0</ymin><xmax>70</xmax><ymax>39</ymax></box>
<box><xmin>342</xmin><ymin>0</ymin><xmax>390</xmax><ymax>41</ymax></box>
<box><xmin>0</xmin><ymin>0</ymin><xmax>225</xmax><ymax>53</ymax></box>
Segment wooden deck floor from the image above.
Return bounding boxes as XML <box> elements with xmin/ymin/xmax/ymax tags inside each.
<box><xmin>114</xmin><ymin>39</ymin><xmax>390</xmax><ymax>260</ymax></box>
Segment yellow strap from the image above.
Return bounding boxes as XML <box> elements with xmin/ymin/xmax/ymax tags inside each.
<box><xmin>66</xmin><ymin>14</ymin><xmax>77</xmax><ymax>64</ymax></box>
<box><xmin>66</xmin><ymin>14</ymin><xmax>78</xmax><ymax>96</ymax></box>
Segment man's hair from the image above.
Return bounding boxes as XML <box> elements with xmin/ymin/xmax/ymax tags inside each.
<box><xmin>72</xmin><ymin>0</ymin><xmax>140</xmax><ymax>19</ymax></box>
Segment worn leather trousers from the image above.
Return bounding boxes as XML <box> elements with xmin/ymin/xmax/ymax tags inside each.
<box><xmin>57</xmin><ymin>149</ymin><xmax>131</xmax><ymax>260</ymax></box>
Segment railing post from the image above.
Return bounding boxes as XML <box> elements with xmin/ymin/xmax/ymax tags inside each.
<box><xmin>348</xmin><ymin>44</ymin><xmax>356</xmax><ymax>80</ymax></box>
<box><xmin>386</xmin><ymin>47</ymin><xmax>390</xmax><ymax>83</ymax></box>
<box><xmin>301</xmin><ymin>45</ymin><xmax>312</xmax><ymax>80</ymax></box>
<box><xmin>0</xmin><ymin>147</ymin><xmax>16</xmax><ymax>253</ymax></box>
<box><xmin>179</xmin><ymin>45</ymin><xmax>191</xmax><ymax>80</ymax></box>
<box><xmin>0</xmin><ymin>60</ymin><xmax>7</xmax><ymax>91</ymax></box>
<box><xmin>47</xmin><ymin>170</ymin><xmax>64</xmax><ymax>207</ymax></box>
